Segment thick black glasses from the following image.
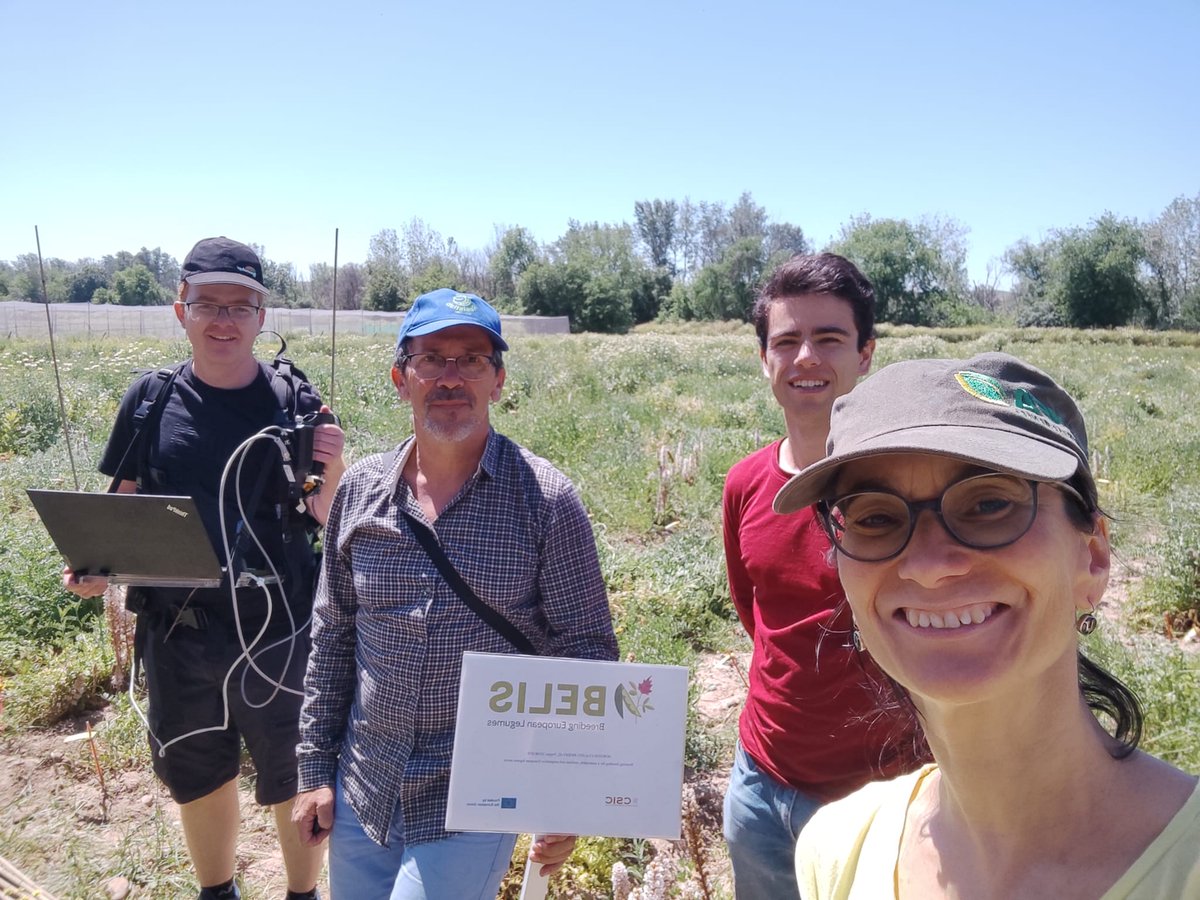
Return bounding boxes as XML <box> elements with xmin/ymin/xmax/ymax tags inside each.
<box><xmin>184</xmin><ymin>301</ymin><xmax>261</xmax><ymax>321</ymax></box>
<box><xmin>400</xmin><ymin>352</ymin><xmax>496</xmax><ymax>381</ymax></box>
<box><xmin>820</xmin><ymin>472</ymin><xmax>1043</xmax><ymax>562</ymax></box>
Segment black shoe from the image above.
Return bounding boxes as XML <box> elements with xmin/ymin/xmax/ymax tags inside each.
<box><xmin>197</xmin><ymin>879</ymin><xmax>240</xmax><ymax>900</ymax></box>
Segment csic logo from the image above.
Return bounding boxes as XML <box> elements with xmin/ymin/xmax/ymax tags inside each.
<box><xmin>448</xmin><ymin>293</ymin><xmax>477</xmax><ymax>314</ymax></box>
<box><xmin>605</xmin><ymin>795</ymin><xmax>637</xmax><ymax>807</ymax></box>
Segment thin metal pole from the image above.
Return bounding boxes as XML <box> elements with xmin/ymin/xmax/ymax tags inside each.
<box><xmin>330</xmin><ymin>228</ymin><xmax>339</xmax><ymax>408</ymax></box>
<box><xmin>35</xmin><ymin>226</ymin><xmax>80</xmax><ymax>490</ymax></box>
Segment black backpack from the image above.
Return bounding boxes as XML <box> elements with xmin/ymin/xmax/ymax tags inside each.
<box><xmin>109</xmin><ymin>338</ymin><xmax>320</xmax><ymax>597</ymax></box>
<box><xmin>109</xmin><ymin>340</ymin><xmax>309</xmax><ymax>495</ymax></box>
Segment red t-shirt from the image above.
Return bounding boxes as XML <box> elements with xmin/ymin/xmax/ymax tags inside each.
<box><xmin>723</xmin><ymin>440</ymin><xmax>921</xmax><ymax>801</ymax></box>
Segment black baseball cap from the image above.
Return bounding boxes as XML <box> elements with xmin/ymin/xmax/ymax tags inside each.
<box><xmin>181</xmin><ymin>236</ymin><xmax>268</xmax><ymax>295</ymax></box>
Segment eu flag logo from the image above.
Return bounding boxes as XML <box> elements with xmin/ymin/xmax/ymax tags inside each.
<box><xmin>501</xmin><ymin>797</ymin><xmax>517</xmax><ymax>809</ymax></box>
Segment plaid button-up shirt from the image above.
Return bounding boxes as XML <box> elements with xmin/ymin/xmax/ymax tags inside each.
<box><xmin>297</xmin><ymin>430</ymin><xmax>618</xmax><ymax>847</ymax></box>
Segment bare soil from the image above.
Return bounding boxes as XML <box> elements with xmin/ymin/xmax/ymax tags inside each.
<box><xmin>0</xmin><ymin>708</ymin><xmax>295</xmax><ymax>900</ymax></box>
<box><xmin>0</xmin><ymin>653</ymin><xmax>752</xmax><ymax>900</ymax></box>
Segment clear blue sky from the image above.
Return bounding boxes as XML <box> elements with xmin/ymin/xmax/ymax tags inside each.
<box><xmin>2</xmin><ymin>0</ymin><xmax>1196</xmax><ymax>287</ymax></box>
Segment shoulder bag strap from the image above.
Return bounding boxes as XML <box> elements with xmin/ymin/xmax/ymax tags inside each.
<box><xmin>400</xmin><ymin>510</ymin><xmax>537</xmax><ymax>656</ymax></box>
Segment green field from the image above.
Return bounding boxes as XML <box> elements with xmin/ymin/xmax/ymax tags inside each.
<box><xmin>1</xmin><ymin>325</ymin><xmax>1198</xmax><ymax>898</ymax></box>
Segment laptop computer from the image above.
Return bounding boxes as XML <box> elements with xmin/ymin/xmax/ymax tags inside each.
<box><xmin>27</xmin><ymin>489</ymin><xmax>269</xmax><ymax>589</ymax></box>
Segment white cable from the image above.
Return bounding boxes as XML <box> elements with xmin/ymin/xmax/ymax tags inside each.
<box><xmin>227</xmin><ymin>431</ymin><xmax>303</xmax><ymax>702</ymax></box>
<box><xmin>129</xmin><ymin>424</ymin><xmax>313</xmax><ymax>755</ymax></box>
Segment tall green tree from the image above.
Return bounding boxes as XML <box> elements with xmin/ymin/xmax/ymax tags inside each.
<box><xmin>765</xmin><ymin>223</ymin><xmax>810</xmax><ymax>261</ymax></box>
<box><xmin>10</xmin><ymin>253</ymin><xmax>69</xmax><ymax>302</ymax></box>
<box><xmin>678</xmin><ymin>236</ymin><xmax>768</xmax><ymax>321</ymax></box>
<box><xmin>696</xmin><ymin>200</ymin><xmax>731</xmax><ymax>268</ymax></box>
<box><xmin>1009</xmin><ymin>215</ymin><xmax>1148</xmax><ymax>328</ymax></box>
<box><xmin>1143</xmin><ymin>193</ymin><xmax>1200</xmax><ymax>328</ymax></box>
<box><xmin>311</xmin><ymin>261</ymin><xmax>367</xmax><ymax>311</ymax></box>
<box><xmin>1054</xmin><ymin>215</ymin><xmax>1147</xmax><ymax>328</ymax></box>
<box><xmin>728</xmin><ymin>192</ymin><xmax>768</xmax><ymax>241</ymax></box>
<box><xmin>258</xmin><ymin>254</ymin><xmax>302</xmax><ymax>306</ymax></box>
<box><xmin>101</xmin><ymin>251</ymin><xmax>136</xmax><ymax>279</ymax></box>
<box><xmin>365</xmin><ymin>229</ymin><xmax>408</xmax><ymax>311</ymax></box>
<box><xmin>830</xmin><ymin>215</ymin><xmax>971</xmax><ymax>325</ymax></box>
<box><xmin>515</xmin><ymin>221</ymin><xmax>649</xmax><ymax>332</ymax></box>
<box><xmin>105</xmin><ymin>264</ymin><xmax>171</xmax><ymax>305</ymax></box>
<box><xmin>451</xmin><ymin>243</ymin><xmax>492</xmax><ymax>300</ymax></box>
<box><xmin>134</xmin><ymin>246</ymin><xmax>180</xmax><ymax>291</ymax></box>
<box><xmin>633</xmin><ymin>199</ymin><xmax>678</xmax><ymax>273</ymax></box>
<box><xmin>674</xmin><ymin>198</ymin><xmax>700</xmax><ymax>281</ymax></box>
<box><xmin>518</xmin><ymin>260</ymin><xmax>633</xmax><ymax>333</ymax></box>
<box><xmin>410</xmin><ymin>258</ymin><xmax>466</xmax><ymax>297</ymax></box>
<box><xmin>1007</xmin><ymin>238</ymin><xmax>1063</xmax><ymax>325</ymax></box>
<box><xmin>488</xmin><ymin>226</ymin><xmax>539</xmax><ymax>306</ymax></box>
<box><xmin>66</xmin><ymin>263</ymin><xmax>109</xmax><ymax>304</ymax></box>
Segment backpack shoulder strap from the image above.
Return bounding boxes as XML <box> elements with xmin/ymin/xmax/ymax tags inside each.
<box><xmin>107</xmin><ymin>363</ymin><xmax>185</xmax><ymax>493</ymax></box>
<box><xmin>263</xmin><ymin>332</ymin><xmax>311</xmax><ymax>425</ymax></box>
<box><xmin>266</xmin><ymin>354</ymin><xmax>319</xmax><ymax>426</ymax></box>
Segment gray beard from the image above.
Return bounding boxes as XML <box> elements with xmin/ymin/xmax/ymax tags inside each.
<box><xmin>419</xmin><ymin>389</ymin><xmax>483</xmax><ymax>442</ymax></box>
<box><xmin>421</xmin><ymin>411</ymin><xmax>480</xmax><ymax>443</ymax></box>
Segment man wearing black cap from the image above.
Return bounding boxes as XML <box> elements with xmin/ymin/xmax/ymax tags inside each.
<box><xmin>62</xmin><ymin>237</ymin><xmax>346</xmax><ymax>900</ymax></box>
<box><xmin>292</xmin><ymin>289</ymin><xmax>618</xmax><ymax>900</ymax></box>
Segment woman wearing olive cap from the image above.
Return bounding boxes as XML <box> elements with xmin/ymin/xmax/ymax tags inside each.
<box><xmin>779</xmin><ymin>352</ymin><xmax>1199</xmax><ymax>899</ymax></box>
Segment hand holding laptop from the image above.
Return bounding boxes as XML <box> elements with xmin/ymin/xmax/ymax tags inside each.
<box><xmin>62</xmin><ymin>565</ymin><xmax>108</xmax><ymax>599</ymax></box>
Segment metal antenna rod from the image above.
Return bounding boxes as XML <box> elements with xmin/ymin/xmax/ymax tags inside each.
<box><xmin>329</xmin><ymin>227</ymin><xmax>339</xmax><ymax>408</ymax></box>
<box><xmin>35</xmin><ymin>226</ymin><xmax>81</xmax><ymax>490</ymax></box>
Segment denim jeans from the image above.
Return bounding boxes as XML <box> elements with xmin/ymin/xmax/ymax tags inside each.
<box><xmin>329</xmin><ymin>775</ymin><xmax>518</xmax><ymax>900</ymax></box>
<box><xmin>723</xmin><ymin>741</ymin><xmax>823</xmax><ymax>899</ymax></box>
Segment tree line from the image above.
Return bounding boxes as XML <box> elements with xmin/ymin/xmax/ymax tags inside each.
<box><xmin>2</xmin><ymin>191</ymin><xmax>1197</xmax><ymax>332</ymax></box>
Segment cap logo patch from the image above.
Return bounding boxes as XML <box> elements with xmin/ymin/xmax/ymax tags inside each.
<box><xmin>447</xmin><ymin>293</ymin><xmax>476</xmax><ymax>313</ymax></box>
<box><xmin>955</xmin><ymin>370</ymin><xmax>1064</xmax><ymax>426</ymax></box>
<box><xmin>955</xmin><ymin>371</ymin><xmax>1006</xmax><ymax>405</ymax></box>
<box><xmin>236</xmin><ymin>264</ymin><xmax>258</xmax><ymax>277</ymax></box>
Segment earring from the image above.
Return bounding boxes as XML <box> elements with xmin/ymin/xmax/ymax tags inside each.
<box><xmin>851</xmin><ymin>628</ymin><xmax>864</xmax><ymax>653</ymax></box>
<box><xmin>1076</xmin><ymin>598</ymin><xmax>1098</xmax><ymax>636</ymax></box>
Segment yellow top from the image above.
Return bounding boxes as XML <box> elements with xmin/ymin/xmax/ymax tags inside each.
<box><xmin>796</xmin><ymin>764</ymin><xmax>1200</xmax><ymax>899</ymax></box>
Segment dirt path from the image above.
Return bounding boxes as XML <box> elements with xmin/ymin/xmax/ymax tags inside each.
<box><xmin>0</xmin><ymin>653</ymin><xmax>752</xmax><ymax>899</ymax></box>
<box><xmin>0</xmin><ymin>708</ymin><xmax>303</xmax><ymax>899</ymax></box>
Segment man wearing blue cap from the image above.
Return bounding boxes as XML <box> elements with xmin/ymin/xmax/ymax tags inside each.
<box><xmin>292</xmin><ymin>289</ymin><xmax>618</xmax><ymax>899</ymax></box>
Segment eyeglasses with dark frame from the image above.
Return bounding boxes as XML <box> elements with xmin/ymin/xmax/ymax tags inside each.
<box><xmin>399</xmin><ymin>352</ymin><xmax>497</xmax><ymax>381</ymax></box>
<box><xmin>184</xmin><ymin>301</ymin><xmax>262</xmax><ymax>322</ymax></box>
<box><xmin>818</xmin><ymin>472</ymin><xmax>1085</xmax><ymax>563</ymax></box>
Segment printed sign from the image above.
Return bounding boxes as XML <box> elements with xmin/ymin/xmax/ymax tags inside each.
<box><xmin>445</xmin><ymin>652</ymin><xmax>689</xmax><ymax>838</ymax></box>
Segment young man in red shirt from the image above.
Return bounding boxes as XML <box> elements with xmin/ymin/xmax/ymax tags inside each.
<box><xmin>722</xmin><ymin>253</ymin><xmax>922</xmax><ymax>898</ymax></box>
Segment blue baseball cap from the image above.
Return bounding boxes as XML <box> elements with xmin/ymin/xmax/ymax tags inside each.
<box><xmin>396</xmin><ymin>289</ymin><xmax>508</xmax><ymax>351</ymax></box>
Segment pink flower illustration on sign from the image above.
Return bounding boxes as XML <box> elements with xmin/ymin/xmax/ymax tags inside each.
<box><xmin>616</xmin><ymin>676</ymin><xmax>655</xmax><ymax>719</ymax></box>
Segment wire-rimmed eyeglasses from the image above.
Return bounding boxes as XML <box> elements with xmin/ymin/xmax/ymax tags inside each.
<box><xmin>399</xmin><ymin>352</ymin><xmax>497</xmax><ymax>381</ymax></box>
<box><xmin>184</xmin><ymin>301</ymin><xmax>262</xmax><ymax>322</ymax></box>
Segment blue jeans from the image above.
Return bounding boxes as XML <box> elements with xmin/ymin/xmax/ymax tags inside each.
<box><xmin>723</xmin><ymin>741</ymin><xmax>823</xmax><ymax>899</ymax></box>
<box><xmin>329</xmin><ymin>776</ymin><xmax>519</xmax><ymax>900</ymax></box>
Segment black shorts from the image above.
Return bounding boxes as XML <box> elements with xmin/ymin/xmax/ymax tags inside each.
<box><xmin>140</xmin><ymin>608</ymin><xmax>310</xmax><ymax>806</ymax></box>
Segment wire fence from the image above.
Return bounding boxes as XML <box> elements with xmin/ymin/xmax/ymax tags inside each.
<box><xmin>0</xmin><ymin>302</ymin><xmax>571</xmax><ymax>340</ymax></box>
